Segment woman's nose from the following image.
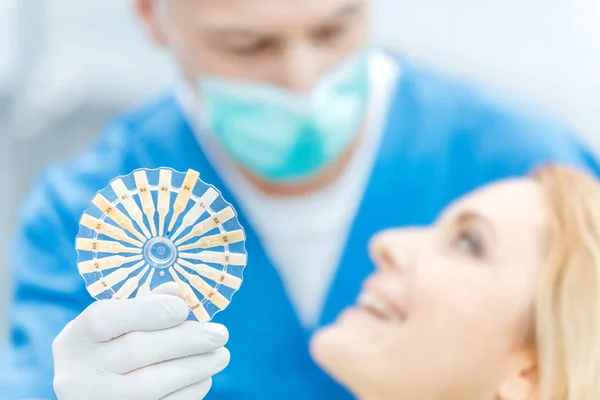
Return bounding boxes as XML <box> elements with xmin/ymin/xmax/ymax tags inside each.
<box><xmin>369</xmin><ymin>228</ymin><xmax>424</xmax><ymax>272</ymax></box>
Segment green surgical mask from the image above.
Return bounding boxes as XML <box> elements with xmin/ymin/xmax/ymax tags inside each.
<box><xmin>195</xmin><ymin>50</ymin><xmax>371</xmax><ymax>182</ymax></box>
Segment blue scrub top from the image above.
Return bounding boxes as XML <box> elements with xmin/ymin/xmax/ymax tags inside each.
<box><xmin>0</xmin><ymin>57</ymin><xmax>598</xmax><ymax>399</ymax></box>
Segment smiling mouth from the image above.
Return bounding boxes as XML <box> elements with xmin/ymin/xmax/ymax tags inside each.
<box><xmin>356</xmin><ymin>291</ymin><xmax>405</xmax><ymax>323</ymax></box>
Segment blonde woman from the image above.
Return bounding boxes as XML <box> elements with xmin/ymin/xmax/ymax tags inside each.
<box><xmin>311</xmin><ymin>164</ymin><xmax>600</xmax><ymax>400</ymax></box>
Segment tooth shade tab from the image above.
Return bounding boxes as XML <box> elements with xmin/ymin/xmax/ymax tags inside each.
<box><xmin>110</xmin><ymin>178</ymin><xmax>151</xmax><ymax>238</ymax></box>
<box><xmin>170</xmin><ymin>188</ymin><xmax>219</xmax><ymax>242</ymax></box>
<box><xmin>168</xmin><ymin>169</ymin><xmax>200</xmax><ymax>234</ymax></box>
<box><xmin>135</xmin><ymin>268</ymin><xmax>156</xmax><ymax>298</ymax></box>
<box><xmin>113</xmin><ymin>266</ymin><xmax>150</xmax><ymax>300</ymax></box>
<box><xmin>80</xmin><ymin>214</ymin><xmax>144</xmax><ymax>247</ymax></box>
<box><xmin>76</xmin><ymin>238</ymin><xmax>142</xmax><ymax>254</ymax></box>
<box><xmin>157</xmin><ymin>169</ymin><xmax>173</xmax><ymax>236</ymax></box>
<box><xmin>174</xmin><ymin>264</ymin><xmax>230</xmax><ymax>309</ymax></box>
<box><xmin>175</xmin><ymin>207</ymin><xmax>236</xmax><ymax>245</ymax></box>
<box><xmin>86</xmin><ymin>261</ymin><xmax>146</xmax><ymax>297</ymax></box>
<box><xmin>177</xmin><ymin>258</ymin><xmax>242</xmax><ymax>290</ymax></box>
<box><xmin>178</xmin><ymin>230</ymin><xmax>246</xmax><ymax>251</ymax></box>
<box><xmin>92</xmin><ymin>194</ymin><xmax>146</xmax><ymax>242</ymax></box>
<box><xmin>134</xmin><ymin>170</ymin><xmax>157</xmax><ymax>236</ymax></box>
<box><xmin>178</xmin><ymin>250</ymin><xmax>247</xmax><ymax>266</ymax></box>
<box><xmin>169</xmin><ymin>267</ymin><xmax>210</xmax><ymax>322</ymax></box>
<box><xmin>78</xmin><ymin>254</ymin><xmax>143</xmax><ymax>274</ymax></box>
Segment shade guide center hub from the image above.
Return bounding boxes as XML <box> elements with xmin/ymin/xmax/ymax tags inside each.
<box><xmin>144</xmin><ymin>237</ymin><xmax>177</xmax><ymax>269</ymax></box>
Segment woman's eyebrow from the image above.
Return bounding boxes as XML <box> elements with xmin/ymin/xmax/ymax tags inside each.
<box><xmin>454</xmin><ymin>210</ymin><xmax>498</xmax><ymax>240</ymax></box>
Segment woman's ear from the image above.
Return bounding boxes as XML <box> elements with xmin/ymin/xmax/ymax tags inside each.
<box><xmin>134</xmin><ymin>0</ymin><xmax>169</xmax><ymax>46</ymax></box>
<box><xmin>497</xmin><ymin>352</ymin><xmax>539</xmax><ymax>400</ymax></box>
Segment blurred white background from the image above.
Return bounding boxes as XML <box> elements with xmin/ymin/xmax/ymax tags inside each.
<box><xmin>0</xmin><ymin>0</ymin><xmax>599</xmax><ymax>340</ymax></box>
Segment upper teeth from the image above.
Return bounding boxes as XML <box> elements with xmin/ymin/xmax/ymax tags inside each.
<box><xmin>357</xmin><ymin>292</ymin><xmax>400</xmax><ymax>322</ymax></box>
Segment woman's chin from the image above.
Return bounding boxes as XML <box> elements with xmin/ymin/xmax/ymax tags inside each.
<box><xmin>309</xmin><ymin>323</ymin><xmax>358</xmax><ymax>390</ymax></box>
<box><xmin>310</xmin><ymin>306</ymin><xmax>403</xmax><ymax>389</ymax></box>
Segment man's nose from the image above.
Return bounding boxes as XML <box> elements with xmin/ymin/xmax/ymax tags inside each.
<box><xmin>369</xmin><ymin>228</ymin><xmax>426</xmax><ymax>272</ymax></box>
<box><xmin>276</xmin><ymin>45</ymin><xmax>323</xmax><ymax>94</ymax></box>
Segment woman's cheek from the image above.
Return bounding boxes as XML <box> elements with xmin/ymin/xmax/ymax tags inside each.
<box><xmin>412</xmin><ymin>258</ymin><xmax>460</xmax><ymax>308</ymax></box>
<box><xmin>411</xmin><ymin>261</ymin><xmax>482</xmax><ymax>331</ymax></box>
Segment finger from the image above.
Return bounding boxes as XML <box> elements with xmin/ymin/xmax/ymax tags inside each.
<box><xmin>159</xmin><ymin>378</ymin><xmax>212</xmax><ymax>400</ymax></box>
<box><xmin>104</xmin><ymin>322</ymin><xmax>228</xmax><ymax>374</ymax></box>
<box><xmin>75</xmin><ymin>295</ymin><xmax>190</xmax><ymax>343</ymax></box>
<box><xmin>126</xmin><ymin>348</ymin><xmax>230</xmax><ymax>400</ymax></box>
<box><xmin>151</xmin><ymin>282</ymin><xmax>181</xmax><ymax>297</ymax></box>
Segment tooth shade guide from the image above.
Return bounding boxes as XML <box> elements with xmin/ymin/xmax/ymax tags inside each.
<box><xmin>168</xmin><ymin>169</ymin><xmax>200</xmax><ymax>234</ymax></box>
<box><xmin>177</xmin><ymin>258</ymin><xmax>242</xmax><ymax>290</ymax></box>
<box><xmin>79</xmin><ymin>215</ymin><xmax>144</xmax><ymax>247</ymax></box>
<box><xmin>110</xmin><ymin>179</ymin><xmax>152</xmax><ymax>239</ymax></box>
<box><xmin>78</xmin><ymin>254</ymin><xmax>144</xmax><ymax>274</ymax></box>
<box><xmin>76</xmin><ymin>167</ymin><xmax>247</xmax><ymax>322</ymax></box>
<box><xmin>178</xmin><ymin>250</ymin><xmax>247</xmax><ymax>266</ymax></box>
<box><xmin>136</xmin><ymin>268</ymin><xmax>156</xmax><ymax>298</ymax></box>
<box><xmin>174</xmin><ymin>264</ymin><xmax>230</xmax><ymax>309</ymax></box>
<box><xmin>178</xmin><ymin>230</ymin><xmax>246</xmax><ymax>251</ymax></box>
<box><xmin>169</xmin><ymin>267</ymin><xmax>210</xmax><ymax>322</ymax></box>
<box><xmin>175</xmin><ymin>207</ymin><xmax>236</xmax><ymax>246</ymax></box>
<box><xmin>134</xmin><ymin>170</ymin><xmax>157</xmax><ymax>237</ymax></box>
<box><xmin>91</xmin><ymin>194</ymin><xmax>146</xmax><ymax>243</ymax></box>
<box><xmin>170</xmin><ymin>188</ymin><xmax>220</xmax><ymax>242</ymax></box>
<box><xmin>113</xmin><ymin>266</ymin><xmax>150</xmax><ymax>300</ymax></box>
<box><xmin>86</xmin><ymin>261</ymin><xmax>145</xmax><ymax>297</ymax></box>
<box><xmin>76</xmin><ymin>238</ymin><xmax>142</xmax><ymax>254</ymax></box>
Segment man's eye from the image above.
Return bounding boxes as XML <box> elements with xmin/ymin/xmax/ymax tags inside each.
<box><xmin>227</xmin><ymin>40</ymin><xmax>275</xmax><ymax>56</ymax></box>
<box><xmin>453</xmin><ymin>230</ymin><xmax>484</xmax><ymax>258</ymax></box>
<box><xmin>312</xmin><ymin>25</ymin><xmax>347</xmax><ymax>44</ymax></box>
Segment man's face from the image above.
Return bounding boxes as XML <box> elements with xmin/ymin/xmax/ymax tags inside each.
<box><xmin>141</xmin><ymin>0</ymin><xmax>370</xmax><ymax>93</ymax></box>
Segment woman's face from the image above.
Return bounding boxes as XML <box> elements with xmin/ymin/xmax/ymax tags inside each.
<box><xmin>311</xmin><ymin>178</ymin><xmax>549</xmax><ymax>399</ymax></box>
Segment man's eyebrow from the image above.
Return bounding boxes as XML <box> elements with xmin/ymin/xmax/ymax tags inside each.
<box><xmin>327</xmin><ymin>0</ymin><xmax>364</xmax><ymax>22</ymax></box>
<box><xmin>205</xmin><ymin>27</ymin><xmax>273</xmax><ymax>43</ymax></box>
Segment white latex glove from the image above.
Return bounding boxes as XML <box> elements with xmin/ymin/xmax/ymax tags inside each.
<box><xmin>52</xmin><ymin>283</ymin><xmax>230</xmax><ymax>400</ymax></box>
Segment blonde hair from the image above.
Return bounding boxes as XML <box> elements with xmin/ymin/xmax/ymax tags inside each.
<box><xmin>534</xmin><ymin>165</ymin><xmax>600</xmax><ymax>400</ymax></box>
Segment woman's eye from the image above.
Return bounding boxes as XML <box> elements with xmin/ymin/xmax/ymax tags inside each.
<box><xmin>453</xmin><ymin>230</ymin><xmax>484</xmax><ymax>258</ymax></box>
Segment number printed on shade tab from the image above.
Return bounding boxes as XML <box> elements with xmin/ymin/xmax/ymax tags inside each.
<box><xmin>75</xmin><ymin>167</ymin><xmax>248</xmax><ymax>322</ymax></box>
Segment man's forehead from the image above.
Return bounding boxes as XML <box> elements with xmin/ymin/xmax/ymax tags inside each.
<box><xmin>171</xmin><ymin>0</ymin><xmax>363</xmax><ymax>29</ymax></box>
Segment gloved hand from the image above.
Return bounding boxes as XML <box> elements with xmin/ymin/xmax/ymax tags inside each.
<box><xmin>52</xmin><ymin>283</ymin><xmax>230</xmax><ymax>400</ymax></box>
